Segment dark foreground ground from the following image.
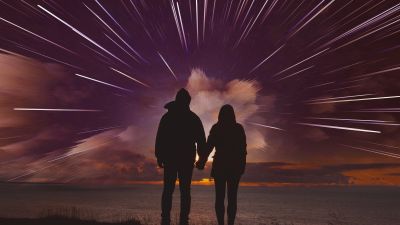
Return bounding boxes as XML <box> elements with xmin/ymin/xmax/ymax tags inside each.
<box><xmin>0</xmin><ymin>217</ymin><xmax>143</xmax><ymax>225</ymax></box>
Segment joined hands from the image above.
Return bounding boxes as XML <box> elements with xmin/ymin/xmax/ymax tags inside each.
<box><xmin>195</xmin><ymin>158</ymin><xmax>207</xmax><ymax>170</ymax></box>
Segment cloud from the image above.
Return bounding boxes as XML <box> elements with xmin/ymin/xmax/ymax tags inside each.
<box><xmin>241</xmin><ymin>162</ymin><xmax>400</xmax><ymax>185</ymax></box>
<box><xmin>186</xmin><ymin>68</ymin><xmax>269</xmax><ymax>152</ymax></box>
<box><xmin>3</xmin><ymin>127</ymin><xmax>160</xmax><ymax>184</ymax></box>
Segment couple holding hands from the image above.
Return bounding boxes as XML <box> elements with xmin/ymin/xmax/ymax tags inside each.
<box><xmin>155</xmin><ymin>88</ymin><xmax>247</xmax><ymax>225</ymax></box>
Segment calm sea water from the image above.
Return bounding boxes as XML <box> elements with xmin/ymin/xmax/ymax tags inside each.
<box><xmin>0</xmin><ymin>183</ymin><xmax>399</xmax><ymax>225</ymax></box>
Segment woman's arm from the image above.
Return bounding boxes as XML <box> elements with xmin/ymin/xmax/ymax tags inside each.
<box><xmin>197</xmin><ymin>124</ymin><xmax>217</xmax><ymax>167</ymax></box>
<box><xmin>238</xmin><ymin>124</ymin><xmax>247</xmax><ymax>174</ymax></box>
<box><xmin>239</xmin><ymin>124</ymin><xmax>247</xmax><ymax>155</ymax></box>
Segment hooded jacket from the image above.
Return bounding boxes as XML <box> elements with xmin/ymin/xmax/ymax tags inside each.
<box><xmin>155</xmin><ymin>89</ymin><xmax>206</xmax><ymax>166</ymax></box>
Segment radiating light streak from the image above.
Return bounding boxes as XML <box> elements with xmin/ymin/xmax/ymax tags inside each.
<box><xmin>261</xmin><ymin>0</ymin><xmax>279</xmax><ymax>23</ymax></box>
<box><xmin>289</xmin><ymin>0</ymin><xmax>325</xmax><ymax>32</ymax></box>
<box><xmin>324</xmin><ymin>84</ymin><xmax>362</xmax><ymax>93</ymax></box>
<box><xmin>289</xmin><ymin>0</ymin><xmax>335</xmax><ymax>38</ymax></box>
<box><xmin>276</xmin><ymin>66</ymin><xmax>314</xmax><ymax>81</ymax></box>
<box><xmin>321</xmin><ymin>0</ymin><xmax>354</xmax><ymax>23</ymax></box>
<box><xmin>104</xmin><ymin>33</ymin><xmax>139</xmax><ymax>62</ymax></box>
<box><xmin>356</xmin><ymin>108</ymin><xmax>400</xmax><ymax>111</ymax></box>
<box><xmin>38</xmin><ymin>5</ymin><xmax>130</xmax><ymax>67</ymax></box>
<box><xmin>84</xmin><ymin>3</ymin><xmax>144</xmax><ymax>63</ymax></box>
<box><xmin>363</xmin><ymin>141</ymin><xmax>400</xmax><ymax>150</ymax></box>
<box><xmin>240</xmin><ymin>0</ymin><xmax>270</xmax><ymax>41</ymax></box>
<box><xmin>354</xmin><ymin>66</ymin><xmax>400</xmax><ymax>78</ymax></box>
<box><xmin>95</xmin><ymin>0</ymin><xmax>128</xmax><ymax>35</ymax></box>
<box><xmin>297</xmin><ymin>123</ymin><xmax>381</xmax><ymax>133</ymax></box>
<box><xmin>189</xmin><ymin>0</ymin><xmax>193</xmax><ymax>20</ymax></box>
<box><xmin>78</xmin><ymin>126</ymin><xmax>123</xmax><ymax>134</ymax></box>
<box><xmin>16</xmin><ymin>45</ymin><xmax>81</xmax><ymax>70</ymax></box>
<box><xmin>307</xmin><ymin>95</ymin><xmax>400</xmax><ymax>105</ymax></box>
<box><xmin>170</xmin><ymin>0</ymin><xmax>184</xmax><ymax>48</ymax></box>
<box><xmin>306</xmin><ymin>117</ymin><xmax>395</xmax><ymax>123</ymax></box>
<box><xmin>322</xmin><ymin>61</ymin><xmax>364</xmax><ymax>75</ymax></box>
<box><xmin>129</xmin><ymin>0</ymin><xmax>144</xmax><ymax>22</ymax></box>
<box><xmin>304</xmin><ymin>27</ymin><xmax>337</xmax><ymax>49</ymax></box>
<box><xmin>234</xmin><ymin>0</ymin><xmax>247</xmax><ymax>26</ymax></box>
<box><xmin>351</xmin><ymin>121</ymin><xmax>400</xmax><ymax>126</ymax></box>
<box><xmin>233</xmin><ymin>0</ymin><xmax>243</xmax><ymax>22</ymax></box>
<box><xmin>305</xmin><ymin>94</ymin><xmax>375</xmax><ymax>103</ymax></box>
<box><xmin>331</xmin><ymin>15</ymin><xmax>400</xmax><ymax>52</ymax></box>
<box><xmin>0</xmin><ymin>0</ymin><xmax>28</xmax><ymax>16</ymax></box>
<box><xmin>337</xmin><ymin>1</ymin><xmax>395</xmax><ymax>35</ymax></box>
<box><xmin>7</xmin><ymin>166</ymin><xmax>55</xmax><ymax>182</ymax></box>
<box><xmin>342</xmin><ymin>1</ymin><xmax>395</xmax><ymax>31</ymax></box>
<box><xmin>14</xmin><ymin>108</ymin><xmax>101</xmax><ymax>112</ymax></box>
<box><xmin>279</xmin><ymin>0</ymin><xmax>305</xmax><ymax>26</ymax></box>
<box><xmin>176</xmin><ymin>2</ymin><xmax>188</xmax><ymax>50</ymax></box>
<box><xmin>327</xmin><ymin>0</ymin><xmax>379</xmax><ymax>31</ymax></box>
<box><xmin>339</xmin><ymin>77</ymin><xmax>369</xmax><ymax>85</ymax></box>
<box><xmin>196</xmin><ymin>0</ymin><xmax>199</xmax><ymax>46</ymax></box>
<box><xmin>48</xmin><ymin>138</ymin><xmax>115</xmax><ymax>163</ymax></box>
<box><xmin>7</xmin><ymin>170</ymin><xmax>33</xmax><ymax>182</ymax></box>
<box><xmin>341</xmin><ymin>144</ymin><xmax>400</xmax><ymax>159</ymax></box>
<box><xmin>20</xmin><ymin>0</ymin><xmax>46</xmax><ymax>17</ymax></box>
<box><xmin>272</xmin><ymin>48</ymin><xmax>329</xmax><ymax>77</ymax></box>
<box><xmin>81</xmin><ymin>42</ymin><xmax>112</xmax><ymax>65</ymax></box>
<box><xmin>203</xmin><ymin>0</ymin><xmax>208</xmax><ymax>41</ymax></box>
<box><xmin>157</xmin><ymin>52</ymin><xmax>178</xmax><ymax>80</ymax></box>
<box><xmin>110</xmin><ymin>68</ymin><xmax>150</xmax><ymax>88</ymax></box>
<box><xmin>234</xmin><ymin>15</ymin><xmax>255</xmax><ymax>48</ymax></box>
<box><xmin>349</xmin><ymin>108</ymin><xmax>400</xmax><ymax>113</ymax></box>
<box><xmin>374</xmin><ymin>27</ymin><xmax>400</xmax><ymax>44</ymax></box>
<box><xmin>0</xmin><ymin>135</ymin><xmax>26</xmax><ymax>140</ymax></box>
<box><xmin>0</xmin><ymin>48</ymin><xmax>29</xmax><ymax>58</ymax></box>
<box><xmin>211</xmin><ymin>0</ymin><xmax>217</xmax><ymax>31</ymax></box>
<box><xmin>224</xmin><ymin>0</ymin><xmax>234</xmax><ymax>21</ymax></box>
<box><xmin>240</xmin><ymin>0</ymin><xmax>255</xmax><ymax>29</ymax></box>
<box><xmin>247</xmin><ymin>122</ymin><xmax>285</xmax><ymax>131</ymax></box>
<box><xmin>305</xmin><ymin>81</ymin><xmax>335</xmax><ymax>89</ymax></box>
<box><xmin>0</xmin><ymin>16</ymin><xmax>75</xmax><ymax>54</ymax></box>
<box><xmin>319</xmin><ymin>3</ymin><xmax>400</xmax><ymax>49</ymax></box>
<box><xmin>74</xmin><ymin>73</ymin><xmax>133</xmax><ymax>92</ymax></box>
<box><xmin>249</xmin><ymin>45</ymin><xmax>285</xmax><ymax>74</ymax></box>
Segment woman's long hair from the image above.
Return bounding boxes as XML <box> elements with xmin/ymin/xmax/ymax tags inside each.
<box><xmin>218</xmin><ymin>104</ymin><xmax>236</xmax><ymax>125</ymax></box>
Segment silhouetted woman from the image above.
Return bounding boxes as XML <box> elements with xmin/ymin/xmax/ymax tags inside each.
<box><xmin>197</xmin><ymin>104</ymin><xmax>247</xmax><ymax>225</ymax></box>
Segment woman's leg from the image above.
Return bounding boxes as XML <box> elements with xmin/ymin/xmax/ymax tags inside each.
<box><xmin>214</xmin><ymin>176</ymin><xmax>227</xmax><ymax>225</ymax></box>
<box><xmin>227</xmin><ymin>176</ymin><xmax>240</xmax><ymax>225</ymax></box>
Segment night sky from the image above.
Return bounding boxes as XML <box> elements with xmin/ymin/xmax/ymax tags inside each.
<box><xmin>0</xmin><ymin>0</ymin><xmax>400</xmax><ymax>185</ymax></box>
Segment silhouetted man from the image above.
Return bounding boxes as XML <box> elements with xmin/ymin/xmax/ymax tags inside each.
<box><xmin>155</xmin><ymin>88</ymin><xmax>206</xmax><ymax>225</ymax></box>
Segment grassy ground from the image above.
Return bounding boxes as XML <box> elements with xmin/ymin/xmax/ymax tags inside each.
<box><xmin>0</xmin><ymin>217</ymin><xmax>143</xmax><ymax>225</ymax></box>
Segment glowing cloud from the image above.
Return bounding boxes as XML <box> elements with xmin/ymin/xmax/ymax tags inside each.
<box><xmin>186</xmin><ymin>68</ymin><xmax>267</xmax><ymax>151</ymax></box>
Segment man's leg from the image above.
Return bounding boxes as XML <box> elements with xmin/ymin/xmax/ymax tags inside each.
<box><xmin>177</xmin><ymin>165</ymin><xmax>193</xmax><ymax>225</ymax></box>
<box><xmin>227</xmin><ymin>176</ymin><xmax>240</xmax><ymax>225</ymax></box>
<box><xmin>161</xmin><ymin>164</ymin><xmax>177</xmax><ymax>225</ymax></box>
<box><xmin>214</xmin><ymin>176</ymin><xmax>227</xmax><ymax>225</ymax></box>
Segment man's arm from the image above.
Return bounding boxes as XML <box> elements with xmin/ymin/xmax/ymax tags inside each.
<box><xmin>195</xmin><ymin>116</ymin><xmax>206</xmax><ymax>158</ymax></box>
<box><xmin>196</xmin><ymin>124</ymin><xmax>216</xmax><ymax>169</ymax></box>
<box><xmin>155</xmin><ymin>115</ymin><xmax>167</xmax><ymax>168</ymax></box>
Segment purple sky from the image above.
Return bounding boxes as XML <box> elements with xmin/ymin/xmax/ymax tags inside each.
<box><xmin>0</xmin><ymin>0</ymin><xmax>400</xmax><ymax>185</ymax></box>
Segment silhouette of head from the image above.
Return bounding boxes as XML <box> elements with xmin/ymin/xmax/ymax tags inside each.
<box><xmin>218</xmin><ymin>104</ymin><xmax>236</xmax><ymax>124</ymax></box>
<box><xmin>175</xmin><ymin>88</ymin><xmax>191</xmax><ymax>107</ymax></box>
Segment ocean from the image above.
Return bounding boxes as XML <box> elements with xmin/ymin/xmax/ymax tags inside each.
<box><xmin>0</xmin><ymin>183</ymin><xmax>399</xmax><ymax>225</ymax></box>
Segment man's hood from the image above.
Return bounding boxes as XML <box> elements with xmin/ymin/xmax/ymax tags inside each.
<box><xmin>164</xmin><ymin>101</ymin><xmax>175</xmax><ymax>110</ymax></box>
